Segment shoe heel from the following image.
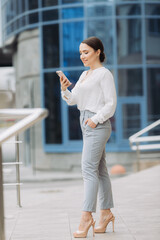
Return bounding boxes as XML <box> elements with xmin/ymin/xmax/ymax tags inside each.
<box><xmin>92</xmin><ymin>220</ymin><xmax>96</xmax><ymax>237</ymax></box>
<box><xmin>112</xmin><ymin>217</ymin><xmax>115</xmax><ymax>232</ymax></box>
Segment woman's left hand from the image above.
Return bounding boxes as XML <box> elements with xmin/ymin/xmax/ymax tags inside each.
<box><xmin>85</xmin><ymin>118</ymin><xmax>97</xmax><ymax>128</ymax></box>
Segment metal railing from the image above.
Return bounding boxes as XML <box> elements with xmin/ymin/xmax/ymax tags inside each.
<box><xmin>2</xmin><ymin>135</ymin><xmax>23</xmax><ymax>208</ymax></box>
<box><xmin>0</xmin><ymin>108</ymin><xmax>48</xmax><ymax>240</ymax></box>
<box><xmin>129</xmin><ymin>119</ymin><xmax>160</xmax><ymax>171</ymax></box>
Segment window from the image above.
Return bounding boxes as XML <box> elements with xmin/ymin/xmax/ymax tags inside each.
<box><xmin>29</xmin><ymin>13</ymin><xmax>38</xmax><ymax>24</ymax></box>
<box><xmin>87</xmin><ymin>5</ymin><xmax>112</xmax><ymax>17</ymax></box>
<box><xmin>62</xmin><ymin>0</ymin><xmax>83</xmax><ymax>4</ymax></box>
<box><xmin>147</xmin><ymin>68</ymin><xmax>160</xmax><ymax>124</ymax></box>
<box><xmin>62</xmin><ymin>7</ymin><xmax>83</xmax><ymax>19</ymax></box>
<box><xmin>28</xmin><ymin>0</ymin><xmax>38</xmax><ymax>10</ymax></box>
<box><xmin>42</xmin><ymin>0</ymin><xmax>58</xmax><ymax>7</ymax></box>
<box><xmin>64</xmin><ymin>70</ymin><xmax>83</xmax><ymax>140</ymax></box>
<box><xmin>43</xmin><ymin>9</ymin><xmax>58</xmax><ymax>21</ymax></box>
<box><xmin>63</xmin><ymin>22</ymin><xmax>83</xmax><ymax>67</ymax></box>
<box><xmin>117</xmin><ymin>19</ymin><xmax>142</xmax><ymax>64</ymax></box>
<box><xmin>116</xmin><ymin>4</ymin><xmax>141</xmax><ymax>16</ymax></box>
<box><xmin>118</xmin><ymin>69</ymin><xmax>143</xmax><ymax>96</ymax></box>
<box><xmin>122</xmin><ymin>104</ymin><xmax>141</xmax><ymax>139</ymax></box>
<box><xmin>88</xmin><ymin>19</ymin><xmax>113</xmax><ymax>64</ymax></box>
<box><xmin>44</xmin><ymin>72</ymin><xmax>62</xmax><ymax>144</ymax></box>
<box><xmin>43</xmin><ymin>25</ymin><xmax>60</xmax><ymax>68</ymax></box>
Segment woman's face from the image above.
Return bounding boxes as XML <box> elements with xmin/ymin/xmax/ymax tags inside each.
<box><xmin>79</xmin><ymin>43</ymin><xmax>100</xmax><ymax>67</ymax></box>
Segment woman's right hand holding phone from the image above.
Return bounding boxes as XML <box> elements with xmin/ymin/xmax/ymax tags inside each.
<box><xmin>60</xmin><ymin>76</ymin><xmax>72</xmax><ymax>91</ymax></box>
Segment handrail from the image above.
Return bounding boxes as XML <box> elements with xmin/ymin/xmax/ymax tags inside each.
<box><xmin>129</xmin><ymin>119</ymin><xmax>160</xmax><ymax>145</ymax></box>
<box><xmin>0</xmin><ymin>108</ymin><xmax>48</xmax><ymax>240</ymax></box>
<box><xmin>0</xmin><ymin>108</ymin><xmax>48</xmax><ymax>144</ymax></box>
<box><xmin>129</xmin><ymin>119</ymin><xmax>160</xmax><ymax>172</ymax></box>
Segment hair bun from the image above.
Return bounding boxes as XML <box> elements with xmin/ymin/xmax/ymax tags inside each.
<box><xmin>100</xmin><ymin>52</ymin><xmax>105</xmax><ymax>63</ymax></box>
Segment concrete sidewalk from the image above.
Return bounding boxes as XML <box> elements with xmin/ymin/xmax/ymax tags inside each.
<box><xmin>3</xmin><ymin>165</ymin><xmax>160</xmax><ymax>240</ymax></box>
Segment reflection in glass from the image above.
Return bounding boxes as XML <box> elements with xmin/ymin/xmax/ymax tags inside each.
<box><xmin>63</xmin><ymin>22</ymin><xmax>83</xmax><ymax>67</ymax></box>
<box><xmin>146</xmin><ymin>19</ymin><xmax>160</xmax><ymax>64</ymax></box>
<box><xmin>118</xmin><ymin>69</ymin><xmax>143</xmax><ymax>96</ymax></box>
<box><xmin>43</xmin><ymin>9</ymin><xmax>58</xmax><ymax>21</ymax></box>
<box><xmin>87</xmin><ymin>5</ymin><xmax>112</xmax><ymax>17</ymax></box>
<box><xmin>147</xmin><ymin>68</ymin><xmax>160</xmax><ymax>128</ymax></box>
<box><xmin>88</xmin><ymin>20</ymin><xmax>113</xmax><ymax>64</ymax></box>
<box><xmin>44</xmin><ymin>72</ymin><xmax>62</xmax><ymax>144</ymax></box>
<box><xmin>42</xmin><ymin>0</ymin><xmax>58</xmax><ymax>7</ymax></box>
<box><xmin>62</xmin><ymin>8</ymin><xmax>83</xmax><ymax>19</ymax></box>
<box><xmin>116</xmin><ymin>4</ymin><xmax>141</xmax><ymax>16</ymax></box>
<box><xmin>117</xmin><ymin>19</ymin><xmax>142</xmax><ymax>64</ymax></box>
<box><xmin>43</xmin><ymin>25</ymin><xmax>59</xmax><ymax>68</ymax></box>
<box><xmin>29</xmin><ymin>13</ymin><xmax>38</xmax><ymax>24</ymax></box>
<box><xmin>122</xmin><ymin>104</ymin><xmax>141</xmax><ymax>139</ymax></box>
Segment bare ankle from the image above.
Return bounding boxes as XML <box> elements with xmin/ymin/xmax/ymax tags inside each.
<box><xmin>81</xmin><ymin>211</ymin><xmax>92</xmax><ymax>221</ymax></box>
<box><xmin>100</xmin><ymin>209</ymin><xmax>111</xmax><ymax>216</ymax></box>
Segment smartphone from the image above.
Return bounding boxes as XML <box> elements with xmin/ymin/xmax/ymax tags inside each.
<box><xmin>56</xmin><ymin>71</ymin><xmax>72</xmax><ymax>86</ymax></box>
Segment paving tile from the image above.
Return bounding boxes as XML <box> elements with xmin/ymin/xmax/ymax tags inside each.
<box><xmin>3</xmin><ymin>165</ymin><xmax>160</xmax><ymax>240</ymax></box>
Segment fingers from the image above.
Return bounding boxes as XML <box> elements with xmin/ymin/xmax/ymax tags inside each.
<box><xmin>61</xmin><ymin>77</ymin><xmax>70</xmax><ymax>88</ymax></box>
<box><xmin>85</xmin><ymin>119</ymin><xmax>88</xmax><ymax>125</ymax></box>
<box><xmin>85</xmin><ymin>118</ymin><xmax>97</xmax><ymax>128</ymax></box>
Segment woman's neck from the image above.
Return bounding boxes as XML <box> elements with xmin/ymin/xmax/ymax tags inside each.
<box><xmin>89</xmin><ymin>63</ymin><xmax>103</xmax><ymax>70</ymax></box>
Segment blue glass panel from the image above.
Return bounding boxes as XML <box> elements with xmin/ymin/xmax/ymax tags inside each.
<box><xmin>87</xmin><ymin>19</ymin><xmax>113</xmax><ymax>64</ymax></box>
<box><xmin>145</xmin><ymin>4</ymin><xmax>160</xmax><ymax>15</ymax></box>
<box><xmin>62</xmin><ymin>7</ymin><xmax>83</xmax><ymax>19</ymax></box>
<box><xmin>122</xmin><ymin>104</ymin><xmax>141</xmax><ymax>139</ymax></box>
<box><xmin>43</xmin><ymin>9</ymin><xmax>58</xmax><ymax>21</ymax></box>
<box><xmin>87</xmin><ymin>5</ymin><xmax>112</xmax><ymax>17</ymax></box>
<box><xmin>63</xmin><ymin>22</ymin><xmax>84</xmax><ymax>67</ymax></box>
<box><xmin>117</xmin><ymin>19</ymin><xmax>142</xmax><ymax>64</ymax></box>
<box><xmin>147</xmin><ymin>68</ymin><xmax>160</xmax><ymax>130</ymax></box>
<box><xmin>29</xmin><ymin>12</ymin><xmax>38</xmax><ymax>24</ymax></box>
<box><xmin>64</xmin><ymin>70</ymin><xmax>83</xmax><ymax>140</ymax></box>
<box><xmin>28</xmin><ymin>0</ymin><xmax>38</xmax><ymax>10</ymax></box>
<box><xmin>42</xmin><ymin>0</ymin><xmax>58</xmax><ymax>7</ymax></box>
<box><xmin>44</xmin><ymin>72</ymin><xmax>62</xmax><ymax>144</ymax></box>
<box><xmin>62</xmin><ymin>0</ymin><xmax>82</xmax><ymax>4</ymax></box>
<box><xmin>118</xmin><ymin>69</ymin><xmax>143</xmax><ymax>96</ymax></box>
<box><xmin>6</xmin><ymin>0</ymin><xmax>15</xmax><ymax>23</ymax></box>
<box><xmin>116</xmin><ymin>4</ymin><xmax>141</xmax><ymax>16</ymax></box>
<box><xmin>43</xmin><ymin>24</ymin><xmax>59</xmax><ymax>68</ymax></box>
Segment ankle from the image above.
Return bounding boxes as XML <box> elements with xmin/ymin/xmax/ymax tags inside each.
<box><xmin>100</xmin><ymin>209</ymin><xmax>111</xmax><ymax>216</ymax></box>
<box><xmin>81</xmin><ymin>212</ymin><xmax>92</xmax><ymax>222</ymax></box>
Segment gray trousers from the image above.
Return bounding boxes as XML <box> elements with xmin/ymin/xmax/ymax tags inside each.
<box><xmin>80</xmin><ymin>110</ymin><xmax>114</xmax><ymax>212</ymax></box>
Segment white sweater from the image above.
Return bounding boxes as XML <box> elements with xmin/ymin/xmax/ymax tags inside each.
<box><xmin>61</xmin><ymin>67</ymin><xmax>117</xmax><ymax>125</ymax></box>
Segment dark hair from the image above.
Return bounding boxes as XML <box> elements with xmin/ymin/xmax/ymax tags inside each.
<box><xmin>81</xmin><ymin>36</ymin><xmax>106</xmax><ymax>63</ymax></box>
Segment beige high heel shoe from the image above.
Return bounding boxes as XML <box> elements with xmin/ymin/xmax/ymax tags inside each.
<box><xmin>73</xmin><ymin>218</ymin><xmax>96</xmax><ymax>238</ymax></box>
<box><xmin>94</xmin><ymin>213</ymin><xmax>115</xmax><ymax>233</ymax></box>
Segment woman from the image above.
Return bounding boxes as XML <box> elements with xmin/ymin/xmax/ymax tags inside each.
<box><xmin>60</xmin><ymin>36</ymin><xmax>117</xmax><ymax>238</ymax></box>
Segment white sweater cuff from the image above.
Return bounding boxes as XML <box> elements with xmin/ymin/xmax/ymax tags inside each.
<box><xmin>91</xmin><ymin>115</ymin><xmax>99</xmax><ymax>125</ymax></box>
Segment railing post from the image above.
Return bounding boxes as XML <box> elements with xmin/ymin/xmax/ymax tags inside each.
<box><xmin>16</xmin><ymin>135</ymin><xmax>22</xmax><ymax>207</ymax></box>
<box><xmin>0</xmin><ymin>145</ymin><xmax>5</xmax><ymax>240</ymax></box>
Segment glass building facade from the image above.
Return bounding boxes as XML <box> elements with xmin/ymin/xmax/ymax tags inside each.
<box><xmin>1</xmin><ymin>0</ymin><xmax>160</xmax><ymax>153</ymax></box>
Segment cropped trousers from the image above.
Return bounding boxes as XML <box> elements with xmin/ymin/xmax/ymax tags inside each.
<box><xmin>80</xmin><ymin>110</ymin><xmax>114</xmax><ymax>212</ymax></box>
